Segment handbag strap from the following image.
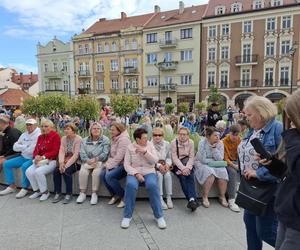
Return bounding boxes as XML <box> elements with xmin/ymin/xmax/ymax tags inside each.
<box><xmin>176</xmin><ymin>139</ymin><xmax>179</xmax><ymax>159</ymax></box>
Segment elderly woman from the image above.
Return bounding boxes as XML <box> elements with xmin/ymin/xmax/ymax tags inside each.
<box><xmin>238</xmin><ymin>96</ymin><xmax>282</xmax><ymax>250</ymax></box>
<box><xmin>25</xmin><ymin>119</ymin><xmax>61</xmax><ymax>201</ymax></box>
<box><xmin>152</xmin><ymin>127</ymin><xmax>173</xmax><ymax>209</ymax></box>
<box><xmin>170</xmin><ymin>127</ymin><xmax>198</xmax><ymax>212</ymax></box>
<box><xmin>194</xmin><ymin>127</ymin><xmax>228</xmax><ymax>208</ymax></box>
<box><xmin>52</xmin><ymin>123</ymin><xmax>82</xmax><ymax>204</ymax></box>
<box><xmin>77</xmin><ymin>122</ymin><xmax>110</xmax><ymax>205</ymax></box>
<box><xmin>121</xmin><ymin>128</ymin><xmax>166</xmax><ymax>229</ymax></box>
<box><xmin>100</xmin><ymin>122</ymin><xmax>130</xmax><ymax>208</ymax></box>
<box><xmin>215</xmin><ymin>120</ymin><xmax>230</xmax><ymax>140</ymax></box>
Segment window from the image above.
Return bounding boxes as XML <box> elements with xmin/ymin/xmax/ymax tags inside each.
<box><xmin>96</xmin><ymin>61</ymin><xmax>104</xmax><ymax>72</ymax></box>
<box><xmin>54</xmin><ymin>80</ymin><xmax>60</xmax><ymax>90</ymax></box>
<box><xmin>281</xmin><ymin>40</ymin><xmax>290</xmax><ymax>55</ymax></box>
<box><xmin>180</xmin><ymin>28</ymin><xmax>192</xmax><ymax>39</ymax></box>
<box><xmin>222</xmin><ymin>24</ymin><xmax>229</xmax><ymax>36</ymax></box>
<box><xmin>84</xmin><ymin>44</ymin><xmax>89</xmax><ymax>54</ymax></box>
<box><xmin>216</xmin><ymin>6</ymin><xmax>225</xmax><ymax>15</ymax></box>
<box><xmin>44</xmin><ymin>64</ymin><xmax>48</xmax><ymax>72</ymax></box>
<box><xmin>165</xmin><ymin>76</ymin><xmax>172</xmax><ymax>84</ymax></box>
<box><xmin>147</xmin><ymin>33</ymin><xmax>157</xmax><ymax>43</ymax></box>
<box><xmin>97</xmin><ymin>80</ymin><xmax>104</xmax><ymax>90</ymax></box>
<box><xmin>78</xmin><ymin>45</ymin><xmax>84</xmax><ymax>55</ymax></box>
<box><xmin>181</xmin><ymin>50</ymin><xmax>192</xmax><ymax>61</ymax></box>
<box><xmin>147</xmin><ymin>53</ymin><xmax>157</xmax><ymax>64</ymax></box>
<box><xmin>266</xmin><ymin>18</ymin><xmax>276</xmax><ymax>31</ymax></box>
<box><xmin>220</xmin><ymin>70</ymin><xmax>228</xmax><ymax>88</ymax></box>
<box><xmin>165</xmin><ymin>31</ymin><xmax>172</xmax><ymax>42</ymax></box>
<box><xmin>244</xmin><ymin>21</ymin><xmax>252</xmax><ymax>33</ymax></box>
<box><xmin>53</xmin><ymin>63</ymin><xmax>58</xmax><ymax>72</ymax></box>
<box><xmin>282</xmin><ymin>16</ymin><xmax>291</xmax><ymax>30</ymax></box>
<box><xmin>63</xmin><ymin>81</ymin><xmax>69</xmax><ymax>92</ymax></box>
<box><xmin>132</xmin><ymin>58</ymin><xmax>138</xmax><ymax>68</ymax></box>
<box><xmin>164</xmin><ymin>52</ymin><xmax>172</xmax><ymax>62</ymax></box>
<box><xmin>111</xmin><ymin>79</ymin><xmax>119</xmax><ymax>89</ymax></box>
<box><xmin>231</xmin><ymin>3</ymin><xmax>241</xmax><ymax>12</ymax></box>
<box><xmin>266</xmin><ymin>42</ymin><xmax>275</xmax><ymax>57</ymax></box>
<box><xmin>132</xmin><ymin>39</ymin><xmax>137</xmax><ymax>49</ymax></box>
<box><xmin>124</xmin><ymin>59</ymin><xmax>130</xmax><ymax>67</ymax></box>
<box><xmin>221</xmin><ymin>46</ymin><xmax>229</xmax><ymax>60</ymax></box>
<box><xmin>254</xmin><ymin>0</ymin><xmax>263</xmax><ymax>9</ymax></box>
<box><xmin>97</xmin><ymin>43</ymin><xmax>102</xmax><ymax>53</ymax></box>
<box><xmin>110</xmin><ymin>59</ymin><xmax>118</xmax><ymax>71</ymax></box>
<box><xmin>147</xmin><ymin>77</ymin><xmax>158</xmax><ymax>87</ymax></box>
<box><xmin>132</xmin><ymin>79</ymin><xmax>138</xmax><ymax>89</ymax></box>
<box><xmin>124</xmin><ymin>40</ymin><xmax>129</xmax><ymax>50</ymax></box>
<box><xmin>272</xmin><ymin>0</ymin><xmax>282</xmax><ymax>7</ymax></box>
<box><xmin>208</xmin><ymin>48</ymin><xmax>216</xmax><ymax>61</ymax></box>
<box><xmin>243</xmin><ymin>44</ymin><xmax>251</xmax><ymax>62</ymax></box>
<box><xmin>208</xmin><ymin>71</ymin><xmax>215</xmax><ymax>87</ymax></box>
<box><xmin>62</xmin><ymin>62</ymin><xmax>67</xmax><ymax>72</ymax></box>
<box><xmin>242</xmin><ymin>69</ymin><xmax>251</xmax><ymax>86</ymax></box>
<box><xmin>265</xmin><ymin>68</ymin><xmax>274</xmax><ymax>86</ymax></box>
<box><xmin>208</xmin><ymin>26</ymin><xmax>217</xmax><ymax>38</ymax></box>
<box><xmin>181</xmin><ymin>75</ymin><xmax>192</xmax><ymax>85</ymax></box>
<box><xmin>104</xmin><ymin>42</ymin><xmax>109</xmax><ymax>52</ymax></box>
<box><xmin>112</xmin><ymin>41</ymin><xmax>117</xmax><ymax>52</ymax></box>
<box><xmin>280</xmin><ymin>66</ymin><xmax>289</xmax><ymax>86</ymax></box>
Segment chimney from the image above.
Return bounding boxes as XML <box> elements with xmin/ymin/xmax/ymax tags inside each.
<box><xmin>121</xmin><ymin>12</ymin><xmax>127</xmax><ymax>20</ymax></box>
<box><xmin>99</xmin><ymin>18</ymin><xmax>106</xmax><ymax>22</ymax></box>
<box><xmin>154</xmin><ymin>5</ymin><xmax>160</xmax><ymax>13</ymax></box>
<box><xmin>179</xmin><ymin>1</ymin><xmax>184</xmax><ymax>14</ymax></box>
<box><xmin>20</xmin><ymin>72</ymin><xmax>23</xmax><ymax>84</ymax></box>
<box><xmin>30</xmin><ymin>72</ymin><xmax>33</xmax><ymax>83</ymax></box>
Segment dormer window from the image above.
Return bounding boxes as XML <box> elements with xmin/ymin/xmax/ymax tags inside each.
<box><xmin>253</xmin><ymin>0</ymin><xmax>264</xmax><ymax>9</ymax></box>
<box><xmin>231</xmin><ymin>3</ymin><xmax>242</xmax><ymax>13</ymax></box>
<box><xmin>272</xmin><ymin>0</ymin><xmax>282</xmax><ymax>7</ymax></box>
<box><xmin>215</xmin><ymin>6</ymin><xmax>225</xmax><ymax>15</ymax></box>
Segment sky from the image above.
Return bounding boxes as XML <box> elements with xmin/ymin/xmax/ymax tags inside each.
<box><xmin>0</xmin><ymin>0</ymin><xmax>208</xmax><ymax>74</ymax></box>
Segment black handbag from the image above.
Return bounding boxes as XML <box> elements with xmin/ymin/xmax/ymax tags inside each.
<box><xmin>235</xmin><ymin>175</ymin><xmax>278</xmax><ymax>216</ymax></box>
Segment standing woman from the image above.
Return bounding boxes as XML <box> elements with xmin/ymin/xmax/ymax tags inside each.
<box><xmin>100</xmin><ymin>122</ymin><xmax>130</xmax><ymax>208</ymax></box>
<box><xmin>77</xmin><ymin>122</ymin><xmax>110</xmax><ymax>205</ymax></box>
<box><xmin>52</xmin><ymin>123</ymin><xmax>82</xmax><ymax>204</ymax></box>
<box><xmin>25</xmin><ymin>119</ymin><xmax>61</xmax><ymax>201</ymax></box>
<box><xmin>238</xmin><ymin>96</ymin><xmax>282</xmax><ymax>250</ymax></box>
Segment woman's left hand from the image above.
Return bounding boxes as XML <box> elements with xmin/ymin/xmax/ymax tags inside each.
<box><xmin>244</xmin><ymin>169</ymin><xmax>257</xmax><ymax>180</ymax></box>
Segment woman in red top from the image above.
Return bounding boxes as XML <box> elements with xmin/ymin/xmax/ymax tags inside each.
<box><xmin>25</xmin><ymin>119</ymin><xmax>61</xmax><ymax>202</ymax></box>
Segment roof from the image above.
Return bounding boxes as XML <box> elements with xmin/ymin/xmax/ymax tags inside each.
<box><xmin>0</xmin><ymin>89</ymin><xmax>32</xmax><ymax>106</ymax></box>
<box><xmin>203</xmin><ymin>0</ymin><xmax>299</xmax><ymax>18</ymax></box>
<box><xmin>83</xmin><ymin>12</ymin><xmax>156</xmax><ymax>35</ymax></box>
<box><xmin>11</xmin><ymin>73</ymin><xmax>38</xmax><ymax>90</ymax></box>
<box><xmin>145</xmin><ymin>5</ymin><xmax>207</xmax><ymax>29</ymax></box>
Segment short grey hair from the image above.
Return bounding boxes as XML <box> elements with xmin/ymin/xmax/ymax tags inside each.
<box><xmin>215</xmin><ymin>120</ymin><xmax>226</xmax><ymax>129</ymax></box>
<box><xmin>41</xmin><ymin>118</ymin><xmax>54</xmax><ymax>128</ymax></box>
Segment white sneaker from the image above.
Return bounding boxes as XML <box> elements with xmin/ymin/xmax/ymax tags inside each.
<box><xmin>39</xmin><ymin>192</ymin><xmax>50</xmax><ymax>201</ymax></box>
<box><xmin>76</xmin><ymin>192</ymin><xmax>86</xmax><ymax>204</ymax></box>
<box><xmin>228</xmin><ymin>199</ymin><xmax>241</xmax><ymax>213</ymax></box>
<box><xmin>16</xmin><ymin>189</ymin><xmax>28</xmax><ymax>199</ymax></box>
<box><xmin>160</xmin><ymin>197</ymin><xmax>168</xmax><ymax>210</ymax></box>
<box><xmin>108</xmin><ymin>196</ymin><xmax>117</xmax><ymax>205</ymax></box>
<box><xmin>29</xmin><ymin>191</ymin><xmax>41</xmax><ymax>199</ymax></box>
<box><xmin>166</xmin><ymin>197</ymin><xmax>174</xmax><ymax>209</ymax></box>
<box><xmin>90</xmin><ymin>193</ymin><xmax>98</xmax><ymax>205</ymax></box>
<box><xmin>0</xmin><ymin>187</ymin><xmax>16</xmax><ymax>196</ymax></box>
<box><xmin>117</xmin><ymin>200</ymin><xmax>125</xmax><ymax>208</ymax></box>
<box><xmin>121</xmin><ymin>218</ymin><xmax>132</xmax><ymax>229</ymax></box>
<box><xmin>156</xmin><ymin>217</ymin><xmax>167</xmax><ymax>229</ymax></box>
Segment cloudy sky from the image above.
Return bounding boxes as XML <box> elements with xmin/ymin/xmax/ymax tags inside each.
<box><xmin>0</xmin><ymin>0</ymin><xmax>208</xmax><ymax>73</ymax></box>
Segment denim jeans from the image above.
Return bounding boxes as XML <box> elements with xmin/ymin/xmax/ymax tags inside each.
<box><xmin>3</xmin><ymin>156</ymin><xmax>33</xmax><ymax>188</ymax></box>
<box><xmin>123</xmin><ymin>173</ymin><xmax>163</xmax><ymax>219</ymax></box>
<box><xmin>53</xmin><ymin>164</ymin><xmax>80</xmax><ymax>194</ymax></box>
<box><xmin>175</xmin><ymin>170</ymin><xmax>197</xmax><ymax>201</ymax></box>
<box><xmin>243</xmin><ymin>201</ymin><xmax>278</xmax><ymax>250</ymax></box>
<box><xmin>100</xmin><ymin>165</ymin><xmax>127</xmax><ymax>198</ymax></box>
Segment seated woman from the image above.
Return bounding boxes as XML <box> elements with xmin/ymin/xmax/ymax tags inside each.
<box><xmin>194</xmin><ymin>127</ymin><xmax>228</xmax><ymax>208</ymax></box>
<box><xmin>25</xmin><ymin>119</ymin><xmax>61</xmax><ymax>201</ymax></box>
<box><xmin>100</xmin><ymin>122</ymin><xmax>130</xmax><ymax>208</ymax></box>
<box><xmin>77</xmin><ymin>122</ymin><xmax>110</xmax><ymax>205</ymax></box>
<box><xmin>152</xmin><ymin>127</ymin><xmax>173</xmax><ymax>209</ymax></box>
<box><xmin>52</xmin><ymin>123</ymin><xmax>82</xmax><ymax>204</ymax></box>
<box><xmin>121</xmin><ymin>128</ymin><xmax>166</xmax><ymax>229</ymax></box>
<box><xmin>216</xmin><ymin>120</ymin><xmax>230</xmax><ymax>140</ymax></box>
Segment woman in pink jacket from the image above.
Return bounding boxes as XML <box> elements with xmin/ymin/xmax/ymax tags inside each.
<box><xmin>100</xmin><ymin>122</ymin><xmax>130</xmax><ymax>208</ymax></box>
<box><xmin>121</xmin><ymin>128</ymin><xmax>166</xmax><ymax>230</ymax></box>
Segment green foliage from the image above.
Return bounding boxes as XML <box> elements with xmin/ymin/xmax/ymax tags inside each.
<box><xmin>276</xmin><ymin>98</ymin><xmax>286</xmax><ymax>115</ymax></box>
<box><xmin>207</xmin><ymin>86</ymin><xmax>225</xmax><ymax>111</ymax></box>
<box><xmin>165</xmin><ymin>103</ymin><xmax>175</xmax><ymax>115</ymax></box>
<box><xmin>70</xmin><ymin>95</ymin><xmax>100</xmax><ymax>121</ymax></box>
<box><xmin>177</xmin><ymin>102</ymin><xmax>189</xmax><ymax>114</ymax></box>
<box><xmin>110</xmin><ymin>94</ymin><xmax>140</xmax><ymax>117</ymax></box>
<box><xmin>190</xmin><ymin>133</ymin><xmax>201</xmax><ymax>152</ymax></box>
<box><xmin>195</xmin><ymin>102</ymin><xmax>206</xmax><ymax>112</ymax></box>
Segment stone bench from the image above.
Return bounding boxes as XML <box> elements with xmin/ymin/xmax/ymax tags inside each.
<box><xmin>0</xmin><ymin>168</ymin><xmax>220</xmax><ymax>198</ymax></box>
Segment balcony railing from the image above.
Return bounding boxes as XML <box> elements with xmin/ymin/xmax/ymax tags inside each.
<box><xmin>157</xmin><ymin>61</ymin><xmax>178</xmax><ymax>71</ymax></box>
<box><xmin>159</xmin><ymin>39</ymin><xmax>177</xmax><ymax>48</ymax></box>
<box><xmin>78</xmin><ymin>70</ymin><xmax>91</xmax><ymax>77</ymax></box>
<box><xmin>123</xmin><ymin>67</ymin><xmax>139</xmax><ymax>75</ymax></box>
<box><xmin>110</xmin><ymin>88</ymin><xmax>120</xmax><ymax>94</ymax></box>
<box><xmin>235</xmin><ymin>54</ymin><xmax>258</xmax><ymax>65</ymax></box>
<box><xmin>234</xmin><ymin>79</ymin><xmax>258</xmax><ymax>88</ymax></box>
<box><xmin>265</xmin><ymin>79</ymin><xmax>274</xmax><ymax>86</ymax></box>
<box><xmin>44</xmin><ymin>71</ymin><xmax>63</xmax><ymax>78</ymax></box>
<box><xmin>78</xmin><ymin>87</ymin><xmax>91</xmax><ymax>94</ymax></box>
<box><xmin>96</xmin><ymin>89</ymin><xmax>105</xmax><ymax>94</ymax></box>
<box><xmin>124</xmin><ymin>88</ymin><xmax>139</xmax><ymax>94</ymax></box>
<box><xmin>220</xmin><ymin>81</ymin><xmax>228</xmax><ymax>88</ymax></box>
<box><xmin>280</xmin><ymin>78</ymin><xmax>289</xmax><ymax>86</ymax></box>
<box><xmin>160</xmin><ymin>83</ymin><xmax>177</xmax><ymax>92</ymax></box>
<box><xmin>45</xmin><ymin>88</ymin><xmax>63</xmax><ymax>92</ymax></box>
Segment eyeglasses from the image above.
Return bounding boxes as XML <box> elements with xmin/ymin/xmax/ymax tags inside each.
<box><xmin>153</xmin><ymin>134</ymin><xmax>163</xmax><ymax>137</ymax></box>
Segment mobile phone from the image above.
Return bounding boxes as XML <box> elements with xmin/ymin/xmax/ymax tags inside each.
<box><xmin>250</xmin><ymin>138</ymin><xmax>272</xmax><ymax>161</ymax></box>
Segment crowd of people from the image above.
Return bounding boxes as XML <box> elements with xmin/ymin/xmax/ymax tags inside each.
<box><xmin>0</xmin><ymin>91</ymin><xmax>299</xmax><ymax>250</ymax></box>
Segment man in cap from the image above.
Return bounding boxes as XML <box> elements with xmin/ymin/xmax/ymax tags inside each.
<box><xmin>207</xmin><ymin>102</ymin><xmax>222</xmax><ymax>127</ymax></box>
<box><xmin>0</xmin><ymin>118</ymin><xmax>40</xmax><ymax>198</ymax></box>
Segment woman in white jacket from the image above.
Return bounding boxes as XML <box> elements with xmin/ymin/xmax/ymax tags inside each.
<box><xmin>0</xmin><ymin>119</ymin><xmax>41</xmax><ymax>198</ymax></box>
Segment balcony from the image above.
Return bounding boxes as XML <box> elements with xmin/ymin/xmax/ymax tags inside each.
<box><xmin>124</xmin><ymin>88</ymin><xmax>139</xmax><ymax>94</ymax></box>
<box><xmin>160</xmin><ymin>83</ymin><xmax>177</xmax><ymax>92</ymax></box>
<box><xmin>44</xmin><ymin>71</ymin><xmax>63</xmax><ymax>79</ymax></box>
<box><xmin>157</xmin><ymin>61</ymin><xmax>178</xmax><ymax>71</ymax></box>
<box><xmin>45</xmin><ymin>88</ymin><xmax>63</xmax><ymax>92</ymax></box>
<box><xmin>235</xmin><ymin>54</ymin><xmax>258</xmax><ymax>66</ymax></box>
<box><xmin>265</xmin><ymin>79</ymin><xmax>274</xmax><ymax>87</ymax></box>
<box><xmin>110</xmin><ymin>88</ymin><xmax>121</xmax><ymax>94</ymax></box>
<box><xmin>123</xmin><ymin>67</ymin><xmax>139</xmax><ymax>75</ymax></box>
<box><xmin>78</xmin><ymin>87</ymin><xmax>91</xmax><ymax>94</ymax></box>
<box><xmin>96</xmin><ymin>89</ymin><xmax>105</xmax><ymax>94</ymax></box>
<box><xmin>78</xmin><ymin>70</ymin><xmax>91</xmax><ymax>77</ymax></box>
<box><xmin>234</xmin><ymin>79</ymin><xmax>258</xmax><ymax>88</ymax></box>
<box><xmin>159</xmin><ymin>39</ymin><xmax>177</xmax><ymax>48</ymax></box>
<box><xmin>220</xmin><ymin>81</ymin><xmax>228</xmax><ymax>89</ymax></box>
<box><xmin>280</xmin><ymin>78</ymin><xmax>289</xmax><ymax>87</ymax></box>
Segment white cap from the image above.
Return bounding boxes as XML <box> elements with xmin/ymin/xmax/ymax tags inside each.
<box><xmin>26</xmin><ymin>118</ymin><xmax>37</xmax><ymax>125</ymax></box>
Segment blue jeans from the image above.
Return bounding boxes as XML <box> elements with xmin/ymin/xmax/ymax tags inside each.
<box><xmin>123</xmin><ymin>173</ymin><xmax>163</xmax><ymax>219</ymax></box>
<box><xmin>243</xmin><ymin>201</ymin><xmax>278</xmax><ymax>250</ymax></box>
<box><xmin>175</xmin><ymin>171</ymin><xmax>197</xmax><ymax>201</ymax></box>
<box><xmin>100</xmin><ymin>165</ymin><xmax>127</xmax><ymax>198</ymax></box>
<box><xmin>3</xmin><ymin>156</ymin><xmax>33</xmax><ymax>188</ymax></box>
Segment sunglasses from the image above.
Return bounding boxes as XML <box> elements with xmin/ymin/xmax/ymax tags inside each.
<box><xmin>153</xmin><ymin>134</ymin><xmax>163</xmax><ymax>137</ymax></box>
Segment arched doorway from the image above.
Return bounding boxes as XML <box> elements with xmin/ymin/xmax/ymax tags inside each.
<box><xmin>165</xmin><ymin>97</ymin><xmax>172</xmax><ymax>104</ymax></box>
<box><xmin>235</xmin><ymin>93</ymin><xmax>252</xmax><ymax>110</ymax></box>
<box><xmin>265</xmin><ymin>93</ymin><xmax>287</xmax><ymax>103</ymax></box>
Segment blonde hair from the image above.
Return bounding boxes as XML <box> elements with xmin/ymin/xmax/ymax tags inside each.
<box><xmin>178</xmin><ymin>127</ymin><xmax>190</xmax><ymax>135</ymax></box>
<box><xmin>244</xmin><ymin>96</ymin><xmax>277</xmax><ymax>123</ymax></box>
<box><xmin>152</xmin><ymin>127</ymin><xmax>164</xmax><ymax>136</ymax></box>
<box><xmin>285</xmin><ymin>89</ymin><xmax>300</xmax><ymax>132</ymax></box>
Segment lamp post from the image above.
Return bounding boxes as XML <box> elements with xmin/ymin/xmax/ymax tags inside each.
<box><xmin>288</xmin><ymin>41</ymin><xmax>299</xmax><ymax>94</ymax></box>
<box><xmin>154</xmin><ymin>62</ymin><xmax>161</xmax><ymax>106</ymax></box>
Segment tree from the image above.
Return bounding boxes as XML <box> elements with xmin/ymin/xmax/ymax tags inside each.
<box><xmin>177</xmin><ymin>102</ymin><xmax>189</xmax><ymax>114</ymax></box>
<box><xmin>70</xmin><ymin>95</ymin><xmax>100</xmax><ymax>121</ymax></box>
<box><xmin>195</xmin><ymin>102</ymin><xmax>206</xmax><ymax>112</ymax></box>
<box><xmin>110</xmin><ymin>94</ymin><xmax>140</xmax><ymax>118</ymax></box>
<box><xmin>165</xmin><ymin>103</ymin><xmax>175</xmax><ymax>115</ymax></box>
<box><xmin>207</xmin><ymin>86</ymin><xmax>224</xmax><ymax>111</ymax></box>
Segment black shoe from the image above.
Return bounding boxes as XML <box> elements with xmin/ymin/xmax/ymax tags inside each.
<box><xmin>187</xmin><ymin>200</ymin><xmax>198</xmax><ymax>212</ymax></box>
<box><xmin>63</xmin><ymin>194</ymin><xmax>72</xmax><ymax>204</ymax></box>
<box><xmin>52</xmin><ymin>193</ymin><xmax>63</xmax><ymax>203</ymax></box>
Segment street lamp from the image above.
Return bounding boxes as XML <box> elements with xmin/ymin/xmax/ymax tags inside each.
<box><xmin>154</xmin><ymin>62</ymin><xmax>161</xmax><ymax>106</ymax></box>
<box><xmin>288</xmin><ymin>41</ymin><xmax>298</xmax><ymax>94</ymax></box>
